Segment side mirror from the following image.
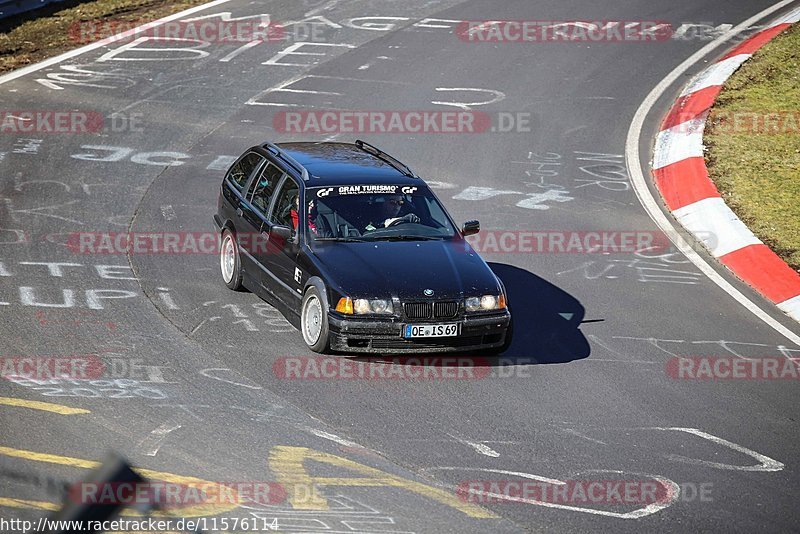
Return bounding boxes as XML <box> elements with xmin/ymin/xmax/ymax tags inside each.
<box><xmin>462</xmin><ymin>220</ymin><xmax>480</xmax><ymax>236</ymax></box>
<box><xmin>271</xmin><ymin>225</ymin><xmax>293</xmax><ymax>241</ymax></box>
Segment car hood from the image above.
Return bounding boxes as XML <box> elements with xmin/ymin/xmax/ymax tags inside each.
<box><xmin>309</xmin><ymin>239</ymin><xmax>500</xmax><ymax>300</ymax></box>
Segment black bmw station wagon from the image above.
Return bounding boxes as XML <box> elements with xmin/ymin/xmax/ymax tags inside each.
<box><xmin>213</xmin><ymin>140</ymin><xmax>512</xmax><ymax>354</ymax></box>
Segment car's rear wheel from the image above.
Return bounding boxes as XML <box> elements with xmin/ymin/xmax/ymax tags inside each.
<box><xmin>301</xmin><ymin>287</ymin><xmax>330</xmax><ymax>353</ymax></box>
<box><xmin>220</xmin><ymin>229</ymin><xmax>244</xmax><ymax>291</ymax></box>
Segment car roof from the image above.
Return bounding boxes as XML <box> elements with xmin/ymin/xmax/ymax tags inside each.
<box><xmin>271</xmin><ymin>142</ymin><xmax>422</xmax><ymax>187</ymax></box>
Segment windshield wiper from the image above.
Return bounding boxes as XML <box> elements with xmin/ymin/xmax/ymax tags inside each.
<box><xmin>369</xmin><ymin>235</ymin><xmax>444</xmax><ymax>241</ymax></box>
<box><xmin>314</xmin><ymin>237</ymin><xmax>366</xmax><ymax>242</ymax></box>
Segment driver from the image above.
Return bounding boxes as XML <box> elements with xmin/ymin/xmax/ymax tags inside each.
<box><xmin>364</xmin><ymin>194</ymin><xmax>419</xmax><ymax>231</ymax></box>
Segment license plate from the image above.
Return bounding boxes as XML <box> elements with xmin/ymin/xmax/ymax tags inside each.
<box><xmin>403</xmin><ymin>323</ymin><xmax>458</xmax><ymax>338</ymax></box>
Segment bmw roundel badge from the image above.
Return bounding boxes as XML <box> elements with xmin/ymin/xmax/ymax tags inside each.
<box><xmin>424</xmin><ymin>289</ymin><xmax>434</xmax><ymax>296</ymax></box>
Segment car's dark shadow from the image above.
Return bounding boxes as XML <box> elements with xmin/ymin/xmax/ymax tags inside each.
<box><xmin>343</xmin><ymin>262</ymin><xmax>591</xmax><ymax>367</ymax></box>
<box><xmin>488</xmin><ymin>262</ymin><xmax>590</xmax><ymax>364</ymax></box>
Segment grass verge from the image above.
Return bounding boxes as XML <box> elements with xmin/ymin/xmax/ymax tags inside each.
<box><xmin>705</xmin><ymin>23</ymin><xmax>800</xmax><ymax>272</ymax></box>
<box><xmin>0</xmin><ymin>0</ymin><xmax>208</xmax><ymax>74</ymax></box>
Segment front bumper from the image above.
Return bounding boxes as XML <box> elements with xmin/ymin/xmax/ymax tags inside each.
<box><xmin>327</xmin><ymin>311</ymin><xmax>511</xmax><ymax>353</ymax></box>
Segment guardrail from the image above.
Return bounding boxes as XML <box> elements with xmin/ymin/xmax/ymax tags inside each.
<box><xmin>0</xmin><ymin>0</ymin><xmax>66</xmax><ymax>20</ymax></box>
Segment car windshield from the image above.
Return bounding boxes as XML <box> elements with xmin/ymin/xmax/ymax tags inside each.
<box><xmin>306</xmin><ymin>185</ymin><xmax>457</xmax><ymax>242</ymax></box>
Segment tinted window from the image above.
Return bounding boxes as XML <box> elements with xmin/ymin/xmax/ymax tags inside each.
<box><xmin>271</xmin><ymin>179</ymin><xmax>300</xmax><ymax>231</ymax></box>
<box><xmin>249</xmin><ymin>162</ymin><xmax>284</xmax><ymax>214</ymax></box>
<box><xmin>306</xmin><ymin>186</ymin><xmax>457</xmax><ymax>241</ymax></box>
<box><xmin>227</xmin><ymin>152</ymin><xmax>263</xmax><ymax>191</ymax></box>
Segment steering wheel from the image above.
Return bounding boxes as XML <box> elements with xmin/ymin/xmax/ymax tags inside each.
<box><xmin>386</xmin><ymin>217</ymin><xmax>409</xmax><ymax>227</ymax></box>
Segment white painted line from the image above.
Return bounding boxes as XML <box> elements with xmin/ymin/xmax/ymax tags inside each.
<box><xmin>219</xmin><ymin>40</ymin><xmax>261</xmax><ymax>63</ymax></box>
<box><xmin>653</xmin><ymin>427</ymin><xmax>784</xmax><ymax>471</ymax></box>
<box><xmin>426</xmin><ymin>467</ymin><xmax>566</xmax><ymax>486</ymax></box>
<box><xmin>447</xmin><ymin>434</ymin><xmax>500</xmax><ymax>457</ymax></box>
<box><xmin>139</xmin><ymin>422</ymin><xmax>182</xmax><ymax>456</ymax></box>
<box><xmin>652</xmin><ymin>117</ymin><xmax>706</xmax><ymax>170</ymax></box>
<box><xmin>434</xmin><ymin>467</ymin><xmax>679</xmax><ymax>520</ymax></box>
<box><xmin>0</xmin><ymin>0</ymin><xmax>234</xmax><ymax>86</ymax></box>
<box><xmin>468</xmin><ymin>487</ymin><xmax>675</xmax><ymax>519</ymax></box>
<box><xmin>432</xmin><ymin>87</ymin><xmax>505</xmax><ymax>110</ymax></box>
<box><xmin>246</xmin><ymin>73</ymin><xmax>318</xmax><ymax>107</ymax></box>
<box><xmin>277</xmin><ymin>88</ymin><xmax>342</xmax><ymax>95</ymax></box>
<box><xmin>625</xmin><ymin>0</ymin><xmax>800</xmax><ymax>346</ymax></box>
<box><xmin>673</xmin><ymin>197</ymin><xmax>762</xmax><ymax>257</ymax></box>
<box><xmin>304</xmin><ymin>0</ymin><xmax>342</xmax><ymax>17</ymax></box>
<box><xmin>771</xmin><ymin>6</ymin><xmax>800</xmax><ymax>25</ymax></box>
<box><xmin>777</xmin><ymin>295</ymin><xmax>800</xmax><ymax>321</ymax></box>
<box><xmin>561</xmin><ymin>428</ymin><xmax>608</xmax><ymax>445</ymax></box>
<box><xmin>199</xmin><ymin>368</ymin><xmax>263</xmax><ymax>390</ymax></box>
<box><xmin>679</xmin><ymin>54</ymin><xmax>751</xmax><ymax>96</ymax></box>
<box><xmin>299</xmin><ymin>425</ymin><xmax>362</xmax><ymax>448</ymax></box>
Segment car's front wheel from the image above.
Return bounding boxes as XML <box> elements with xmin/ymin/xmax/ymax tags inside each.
<box><xmin>220</xmin><ymin>229</ymin><xmax>244</xmax><ymax>291</ymax></box>
<box><xmin>301</xmin><ymin>286</ymin><xmax>330</xmax><ymax>353</ymax></box>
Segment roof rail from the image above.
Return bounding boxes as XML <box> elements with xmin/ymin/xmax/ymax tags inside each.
<box><xmin>263</xmin><ymin>143</ymin><xmax>310</xmax><ymax>181</ymax></box>
<box><xmin>355</xmin><ymin>139</ymin><xmax>418</xmax><ymax>178</ymax></box>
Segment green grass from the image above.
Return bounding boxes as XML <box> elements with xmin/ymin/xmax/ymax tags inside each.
<box><xmin>0</xmin><ymin>0</ymin><xmax>207</xmax><ymax>73</ymax></box>
<box><xmin>705</xmin><ymin>23</ymin><xmax>800</xmax><ymax>272</ymax></box>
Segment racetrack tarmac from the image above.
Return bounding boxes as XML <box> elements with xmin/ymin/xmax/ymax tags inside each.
<box><xmin>1</xmin><ymin>1</ymin><xmax>799</xmax><ymax>532</ymax></box>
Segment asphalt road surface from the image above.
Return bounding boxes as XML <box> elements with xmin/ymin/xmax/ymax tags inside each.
<box><xmin>1</xmin><ymin>1</ymin><xmax>799</xmax><ymax>532</ymax></box>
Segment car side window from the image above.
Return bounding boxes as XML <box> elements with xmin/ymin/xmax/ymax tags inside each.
<box><xmin>249</xmin><ymin>162</ymin><xmax>284</xmax><ymax>215</ymax></box>
<box><xmin>226</xmin><ymin>152</ymin><xmax>263</xmax><ymax>192</ymax></box>
<box><xmin>270</xmin><ymin>178</ymin><xmax>300</xmax><ymax>231</ymax></box>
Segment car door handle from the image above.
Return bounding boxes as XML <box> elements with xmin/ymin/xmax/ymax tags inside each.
<box><xmin>236</xmin><ymin>208</ymin><xmax>243</xmax><ymax>216</ymax></box>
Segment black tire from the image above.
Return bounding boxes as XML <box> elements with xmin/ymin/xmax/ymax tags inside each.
<box><xmin>301</xmin><ymin>286</ymin><xmax>330</xmax><ymax>353</ymax></box>
<box><xmin>219</xmin><ymin>229</ymin><xmax>244</xmax><ymax>291</ymax></box>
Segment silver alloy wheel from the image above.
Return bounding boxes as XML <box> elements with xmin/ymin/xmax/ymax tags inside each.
<box><xmin>302</xmin><ymin>295</ymin><xmax>323</xmax><ymax>345</ymax></box>
<box><xmin>220</xmin><ymin>235</ymin><xmax>235</xmax><ymax>283</ymax></box>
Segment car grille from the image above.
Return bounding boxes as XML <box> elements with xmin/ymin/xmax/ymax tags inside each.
<box><xmin>403</xmin><ymin>301</ymin><xmax>459</xmax><ymax>320</ymax></box>
<box><xmin>433</xmin><ymin>301</ymin><xmax>459</xmax><ymax>318</ymax></box>
<box><xmin>403</xmin><ymin>302</ymin><xmax>432</xmax><ymax>319</ymax></box>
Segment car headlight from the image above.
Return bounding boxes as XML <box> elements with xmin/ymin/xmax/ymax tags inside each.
<box><xmin>465</xmin><ymin>294</ymin><xmax>507</xmax><ymax>312</ymax></box>
<box><xmin>352</xmin><ymin>298</ymin><xmax>394</xmax><ymax>315</ymax></box>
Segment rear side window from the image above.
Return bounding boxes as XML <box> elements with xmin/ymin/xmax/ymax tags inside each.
<box><xmin>226</xmin><ymin>152</ymin><xmax>263</xmax><ymax>192</ymax></box>
<box><xmin>249</xmin><ymin>162</ymin><xmax>284</xmax><ymax>215</ymax></box>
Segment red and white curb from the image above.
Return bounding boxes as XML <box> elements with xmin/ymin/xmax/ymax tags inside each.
<box><xmin>652</xmin><ymin>7</ymin><xmax>800</xmax><ymax>323</ymax></box>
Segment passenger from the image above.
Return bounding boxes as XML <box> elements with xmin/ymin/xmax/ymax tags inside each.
<box><xmin>307</xmin><ymin>200</ymin><xmax>333</xmax><ymax>238</ymax></box>
<box><xmin>290</xmin><ymin>194</ymin><xmax>300</xmax><ymax>232</ymax></box>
